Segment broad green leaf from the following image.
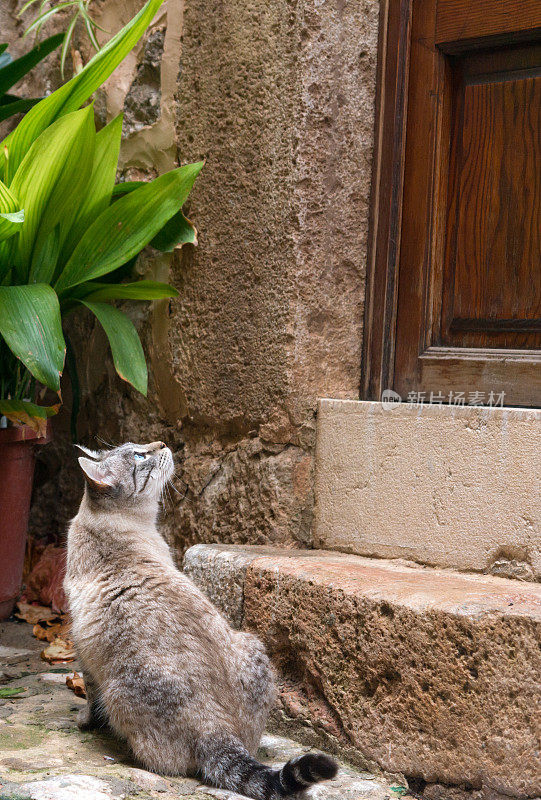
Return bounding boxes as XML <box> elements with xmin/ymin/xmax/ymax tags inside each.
<box><xmin>9</xmin><ymin>106</ymin><xmax>95</xmax><ymax>282</ymax></box>
<box><xmin>0</xmin><ymin>34</ymin><xmax>63</xmax><ymax>96</ymax></box>
<box><xmin>57</xmin><ymin>0</ymin><xmax>164</xmax><ymax>117</ymax></box>
<box><xmin>77</xmin><ymin>280</ymin><xmax>179</xmax><ymax>302</ymax></box>
<box><xmin>0</xmin><ymin>242</ymin><xmax>11</xmax><ymax>283</ymax></box>
<box><xmin>1</xmin><ymin>0</ymin><xmax>165</xmax><ymax>183</ymax></box>
<box><xmin>151</xmin><ymin>209</ymin><xmax>198</xmax><ymax>251</ymax></box>
<box><xmin>56</xmin><ymin>161</ymin><xmax>204</xmax><ymax>293</ymax></box>
<box><xmin>0</xmin><ymin>96</ymin><xmax>39</xmax><ymax>123</ymax></box>
<box><xmin>81</xmin><ymin>300</ymin><xmax>147</xmax><ymax>395</ymax></box>
<box><xmin>0</xmin><ymin>180</ymin><xmax>19</xmax><ymax>209</ymax></box>
<box><xmin>111</xmin><ymin>181</ymin><xmax>144</xmax><ymax>196</ymax></box>
<box><xmin>0</xmin><ymin>284</ymin><xmax>65</xmax><ymax>391</ymax></box>
<box><xmin>0</xmin><ymin>398</ymin><xmax>59</xmax><ymax>435</ymax></box>
<box><xmin>112</xmin><ymin>180</ymin><xmax>197</xmax><ymax>250</ymax></box>
<box><xmin>0</xmin><ymin>179</ymin><xmax>24</xmax><ymax>243</ymax></box>
<box><xmin>59</xmin><ymin>114</ymin><xmax>122</xmax><ymax>266</ymax></box>
<box><xmin>30</xmin><ymin>225</ymin><xmax>61</xmax><ymax>286</ymax></box>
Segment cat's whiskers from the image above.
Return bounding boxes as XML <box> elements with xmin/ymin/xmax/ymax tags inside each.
<box><xmin>95</xmin><ymin>435</ymin><xmax>116</xmax><ymax>449</ymax></box>
<box><xmin>164</xmin><ymin>483</ymin><xmax>174</xmax><ymax>512</ymax></box>
<box><xmin>157</xmin><ymin>464</ymin><xmax>171</xmax><ymax>508</ymax></box>
<box><xmin>167</xmin><ymin>479</ymin><xmax>181</xmax><ymax>496</ymax></box>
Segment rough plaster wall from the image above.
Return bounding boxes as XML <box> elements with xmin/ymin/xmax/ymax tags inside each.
<box><xmin>171</xmin><ymin>0</ymin><xmax>378</xmax><ymax>549</ymax></box>
<box><xmin>10</xmin><ymin>0</ymin><xmax>379</xmax><ymax>554</ymax></box>
<box><xmin>172</xmin><ymin>0</ymin><xmax>379</xmax><ymax>427</ymax></box>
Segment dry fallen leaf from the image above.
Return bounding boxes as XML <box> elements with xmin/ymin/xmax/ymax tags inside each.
<box><xmin>32</xmin><ymin>623</ymin><xmax>52</xmax><ymax>642</ymax></box>
<box><xmin>34</xmin><ymin>616</ymin><xmax>71</xmax><ymax>643</ymax></box>
<box><xmin>41</xmin><ymin>637</ymin><xmax>76</xmax><ymax>664</ymax></box>
<box><xmin>15</xmin><ymin>601</ymin><xmax>58</xmax><ymax>625</ymax></box>
<box><xmin>66</xmin><ymin>671</ymin><xmax>86</xmax><ymax>698</ymax></box>
<box><xmin>0</xmin><ymin>407</ymin><xmax>53</xmax><ymax>437</ymax></box>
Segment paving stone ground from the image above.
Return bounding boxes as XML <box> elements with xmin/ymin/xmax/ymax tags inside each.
<box><xmin>0</xmin><ymin>621</ymin><xmax>395</xmax><ymax>800</ymax></box>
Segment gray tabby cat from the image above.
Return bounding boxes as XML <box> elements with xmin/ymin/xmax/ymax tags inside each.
<box><xmin>64</xmin><ymin>440</ymin><xmax>338</xmax><ymax>799</ymax></box>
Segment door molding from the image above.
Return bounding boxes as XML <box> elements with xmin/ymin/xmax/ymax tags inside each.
<box><xmin>361</xmin><ymin>0</ymin><xmax>412</xmax><ymax>401</ymax></box>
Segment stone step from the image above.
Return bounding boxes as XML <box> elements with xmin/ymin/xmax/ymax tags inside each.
<box><xmin>314</xmin><ymin>399</ymin><xmax>541</xmax><ymax>579</ymax></box>
<box><xmin>183</xmin><ymin>544</ymin><xmax>541</xmax><ymax>800</ymax></box>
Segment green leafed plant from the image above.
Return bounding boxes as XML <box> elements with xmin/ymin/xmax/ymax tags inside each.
<box><xmin>20</xmin><ymin>0</ymin><xmax>102</xmax><ymax>78</ymax></box>
<box><xmin>0</xmin><ymin>34</ymin><xmax>63</xmax><ymax>123</ymax></box>
<box><xmin>0</xmin><ymin>0</ymin><xmax>203</xmax><ymax>435</ymax></box>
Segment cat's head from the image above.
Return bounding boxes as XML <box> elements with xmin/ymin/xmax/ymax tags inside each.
<box><xmin>76</xmin><ymin>441</ymin><xmax>174</xmax><ymax>507</ymax></box>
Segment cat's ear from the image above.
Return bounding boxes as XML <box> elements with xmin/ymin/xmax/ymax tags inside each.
<box><xmin>78</xmin><ymin>457</ymin><xmax>114</xmax><ymax>491</ymax></box>
<box><xmin>75</xmin><ymin>444</ymin><xmax>101</xmax><ymax>460</ymax></box>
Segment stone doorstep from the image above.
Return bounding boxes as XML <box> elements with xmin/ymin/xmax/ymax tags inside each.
<box><xmin>313</xmin><ymin>399</ymin><xmax>541</xmax><ymax>580</ymax></box>
<box><xmin>183</xmin><ymin>544</ymin><xmax>541</xmax><ymax>800</ymax></box>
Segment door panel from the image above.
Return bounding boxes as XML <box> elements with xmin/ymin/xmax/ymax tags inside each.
<box><xmin>436</xmin><ymin>0</ymin><xmax>541</xmax><ymax>47</ymax></box>
<box><xmin>443</xmin><ymin>47</ymin><xmax>541</xmax><ymax>350</ymax></box>
<box><xmin>390</xmin><ymin>0</ymin><xmax>541</xmax><ymax>406</ymax></box>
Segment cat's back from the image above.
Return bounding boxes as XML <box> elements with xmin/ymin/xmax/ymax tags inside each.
<box><xmin>65</xmin><ymin>506</ymin><xmax>232</xmax><ymax>673</ymax></box>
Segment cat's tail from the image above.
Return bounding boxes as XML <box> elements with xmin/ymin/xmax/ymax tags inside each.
<box><xmin>196</xmin><ymin>733</ymin><xmax>338</xmax><ymax>799</ymax></box>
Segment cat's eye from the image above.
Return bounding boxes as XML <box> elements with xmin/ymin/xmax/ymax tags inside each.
<box><xmin>134</xmin><ymin>452</ymin><xmax>146</xmax><ymax>462</ymax></box>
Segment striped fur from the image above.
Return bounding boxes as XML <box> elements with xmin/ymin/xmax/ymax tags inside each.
<box><xmin>66</xmin><ymin>441</ymin><xmax>339</xmax><ymax>800</ymax></box>
<box><xmin>197</xmin><ymin>734</ymin><xmax>338</xmax><ymax>799</ymax></box>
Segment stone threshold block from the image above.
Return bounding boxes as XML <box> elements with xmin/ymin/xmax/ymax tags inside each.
<box><xmin>183</xmin><ymin>544</ymin><xmax>541</xmax><ymax>800</ymax></box>
<box><xmin>314</xmin><ymin>399</ymin><xmax>541</xmax><ymax>579</ymax></box>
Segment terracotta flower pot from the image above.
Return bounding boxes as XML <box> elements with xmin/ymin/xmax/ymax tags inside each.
<box><xmin>0</xmin><ymin>423</ymin><xmax>51</xmax><ymax>620</ymax></box>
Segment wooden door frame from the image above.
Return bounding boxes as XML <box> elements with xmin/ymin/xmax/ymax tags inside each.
<box><xmin>361</xmin><ymin>0</ymin><xmax>412</xmax><ymax>401</ymax></box>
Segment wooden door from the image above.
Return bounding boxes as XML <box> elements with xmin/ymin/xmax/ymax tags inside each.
<box><xmin>363</xmin><ymin>0</ymin><xmax>541</xmax><ymax>407</ymax></box>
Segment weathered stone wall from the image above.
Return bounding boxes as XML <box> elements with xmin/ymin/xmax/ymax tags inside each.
<box><xmin>170</xmin><ymin>0</ymin><xmax>378</xmax><ymax>551</ymax></box>
<box><xmin>5</xmin><ymin>0</ymin><xmax>379</xmax><ymax>554</ymax></box>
